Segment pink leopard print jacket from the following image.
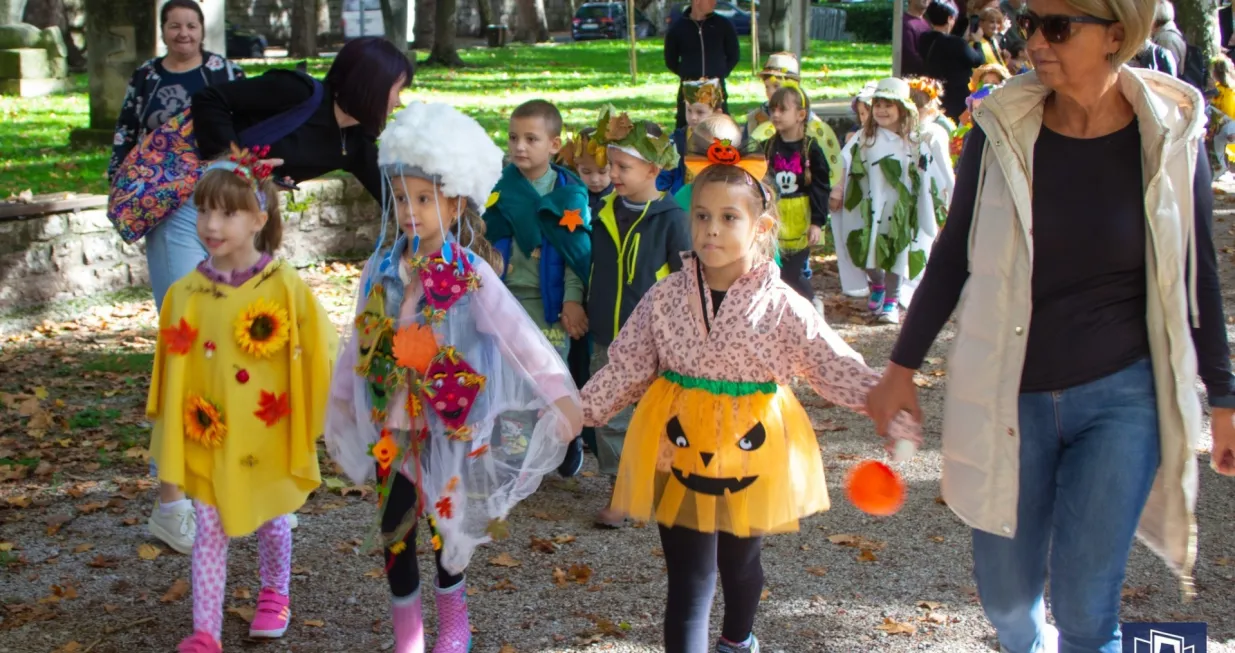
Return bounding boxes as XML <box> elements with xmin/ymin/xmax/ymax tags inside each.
<box><xmin>581</xmin><ymin>252</ymin><xmax>920</xmax><ymax>445</ymax></box>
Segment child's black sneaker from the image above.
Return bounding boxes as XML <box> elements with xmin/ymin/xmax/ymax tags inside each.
<box><xmin>715</xmin><ymin>634</ymin><xmax>760</xmax><ymax>653</ymax></box>
<box><xmin>557</xmin><ymin>435</ymin><xmax>584</xmax><ymax>477</ymax></box>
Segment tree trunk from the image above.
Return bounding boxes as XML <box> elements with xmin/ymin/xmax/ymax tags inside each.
<box><xmin>477</xmin><ymin>0</ymin><xmax>494</xmax><ymax>29</ymax></box>
<box><xmin>412</xmin><ymin>0</ymin><xmax>435</xmax><ymax>48</ymax></box>
<box><xmin>1175</xmin><ymin>0</ymin><xmax>1222</xmax><ymax>63</ymax></box>
<box><xmin>22</xmin><ymin>0</ymin><xmax>85</xmax><ymax>70</ymax></box>
<box><xmin>758</xmin><ymin>0</ymin><xmax>792</xmax><ymax>53</ymax></box>
<box><xmin>288</xmin><ymin>0</ymin><xmax>318</xmax><ymax>59</ymax></box>
<box><xmin>379</xmin><ymin>0</ymin><xmax>409</xmax><ymax>53</ymax></box>
<box><xmin>424</xmin><ymin>0</ymin><xmax>464</xmax><ymax>66</ymax></box>
<box><xmin>514</xmin><ymin>0</ymin><xmax>550</xmax><ymax>43</ymax></box>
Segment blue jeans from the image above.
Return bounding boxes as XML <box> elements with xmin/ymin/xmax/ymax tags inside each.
<box><xmin>972</xmin><ymin>358</ymin><xmax>1160</xmax><ymax>653</ymax></box>
<box><xmin>145</xmin><ymin>202</ymin><xmax>206</xmax><ymax>479</ymax></box>
<box><xmin>145</xmin><ymin>202</ymin><xmax>206</xmax><ymax>313</ymax></box>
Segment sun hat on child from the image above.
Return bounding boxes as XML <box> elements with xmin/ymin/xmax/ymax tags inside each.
<box><xmin>871</xmin><ymin>77</ymin><xmax>918</xmax><ymax>116</ymax></box>
<box><xmin>759</xmin><ymin>51</ymin><xmax>801</xmax><ymax>80</ymax></box>
<box><xmin>377</xmin><ymin>102</ymin><xmax>503</xmax><ymax>213</ymax></box>
<box><xmin>855</xmin><ymin>81</ymin><xmax>878</xmax><ymax>107</ymax></box>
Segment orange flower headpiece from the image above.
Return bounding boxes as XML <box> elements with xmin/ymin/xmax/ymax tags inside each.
<box><xmin>684</xmin><ymin>139</ymin><xmax>771</xmax><ymax>207</ymax></box>
<box><xmin>905</xmin><ymin>76</ymin><xmax>943</xmax><ymax>105</ymax></box>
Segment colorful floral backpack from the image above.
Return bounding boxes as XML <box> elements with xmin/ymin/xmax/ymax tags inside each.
<box><xmin>107</xmin><ymin>76</ymin><xmax>323</xmax><ymax>243</ymax></box>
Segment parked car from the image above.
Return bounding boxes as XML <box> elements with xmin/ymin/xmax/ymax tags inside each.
<box><xmin>342</xmin><ymin>0</ymin><xmax>384</xmax><ymax>40</ymax></box>
<box><xmin>666</xmin><ymin>1</ymin><xmax>755</xmax><ymax>36</ymax></box>
<box><xmin>225</xmin><ymin>24</ymin><xmax>267</xmax><ymax>59</ymax></box>
<box><xmin>571</xmin><ymin>2</ymin><xmax>657</xmax><ymax>41</ymax></box>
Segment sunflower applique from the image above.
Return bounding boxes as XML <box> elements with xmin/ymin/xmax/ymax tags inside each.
<box><xmin>234</xmin><ymin>298</ymin><xmax>291</xmax><ymax>359</ymax></box>
<box><xmin>185</xmin><ymin>396</ymin><xmax>227</xmax><ymax>448</ymax></box>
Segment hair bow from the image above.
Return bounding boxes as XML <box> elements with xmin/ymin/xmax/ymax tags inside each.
<box><xmin>684</xmin><ymin>138</ymin><xmax>769</xmax><ymax>180</ymax></box>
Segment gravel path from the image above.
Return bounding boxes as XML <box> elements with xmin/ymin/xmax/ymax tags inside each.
<box><xmin>4</xmin><ymin>192</ymin><xmax>1235</xmax><ymax>653</ymax></box>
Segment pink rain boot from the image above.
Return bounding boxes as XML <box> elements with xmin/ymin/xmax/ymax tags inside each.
<box><xmin>392</xmin><ymin>590</ymin><xmax>426</xmax><ymax>653</ymax></box>
<box><xmin>432</xmin><ymin>580</ymin><xmax>472</xmax><ymax>653</ymax></box>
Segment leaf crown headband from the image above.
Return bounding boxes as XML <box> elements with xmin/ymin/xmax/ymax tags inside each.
<box><xmin>684</xmin><ymin>139</ymin><xmax>771</xmax><ymax>209</ymax></box>
<box><xmin>203</xmin><ymin>144</ymin><xmax>275</xmax><ymax>211</ymax></box>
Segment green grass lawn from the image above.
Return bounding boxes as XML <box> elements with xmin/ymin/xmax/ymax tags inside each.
<box><xmin>0</xmin><ymin>38</ymin><xmax>890</xmax><ymax>198</ymax></box>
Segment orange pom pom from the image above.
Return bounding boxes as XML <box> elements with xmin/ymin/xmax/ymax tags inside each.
<box><xmin>844</xmin><ymin>460</ymin><xmax>905</xmax><ymax>517</ymax></box>
<box><xmin>392</xmin><ymin>324</ymin><xmax>438</xmax><ymax>374</ymax></box>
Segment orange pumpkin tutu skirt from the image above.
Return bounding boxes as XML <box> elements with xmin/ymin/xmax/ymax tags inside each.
<box><xmin>611</xmin><ymin>373</ymin><xmax>828</xmax><ymax>537</ymax></box>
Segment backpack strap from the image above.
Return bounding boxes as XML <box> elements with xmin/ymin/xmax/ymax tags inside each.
<box><xmin>236</xmin><ymin>72</ymin><xmax>324</xmax><ymax>147</ymax></box>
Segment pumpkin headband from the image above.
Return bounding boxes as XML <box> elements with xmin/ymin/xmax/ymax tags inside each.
<box><xmin>682</xmin><ymin>78</ymin><xmax>724</xmax><ymax>109</ymax></box>
<box><xmin>684</xmin><ymin>139</ymin><xmax>771</xmax><ymax>208</ymax></box>
<box><xmin>203</xmin><ymin>144</ymin><xmax>275</xmax><ymax>211</ymax></box>
<box><xmin>589</xmin><ymin>105</ymin><xmax>679</xmax><ymax>170</ymax></box>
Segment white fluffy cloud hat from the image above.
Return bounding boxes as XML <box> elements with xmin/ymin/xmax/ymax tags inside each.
<box><xmin>377</xmin><ymin>102</ymin><xmax>503</xmax><ymax>211</ymax></box>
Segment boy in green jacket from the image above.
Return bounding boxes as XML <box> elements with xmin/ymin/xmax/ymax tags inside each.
<box><xmin>483</xmin><ymin>99</ymin><xmax>593</xmax><ymax>477</ymax></box>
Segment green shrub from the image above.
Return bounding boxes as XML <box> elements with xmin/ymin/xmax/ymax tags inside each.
<box><xmin>842</xmin><ymin>2</ymin><xmax>895</xmax><ymax>43</ymax></box>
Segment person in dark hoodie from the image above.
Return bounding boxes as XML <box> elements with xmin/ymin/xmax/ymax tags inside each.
<box><xmin>585</xmin><ymin>107</ymin><xmax>690</xmax><ymax>527</ymax></box>
<box><xmin>664</xmin><ymin>0</ymin><xmax>740</xmax><ymax>129</ymax></box>
<box><xmin>921</xmin><ymin>0</ymin><xmax>985</xmax><ymax>120</ymax></box>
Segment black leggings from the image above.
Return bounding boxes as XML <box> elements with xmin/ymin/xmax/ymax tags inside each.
<box><xmin>383</xmin><ymin>471</ymin><xmax>463</xmax><ymax>598</ymax></box>
<box><xmin>779</xmin><ymin>247</ymin><xmax>814</xmax><ymax>300</ymax></box>
<box><xmin>568</xmin><ymin>332</ymin><xmax>596</xmax><ymax>452</ymax></box>
<box><xmin>658</xmin><ymin>524</ymin><xmax>764</xmax><ymax>652</ymax></box>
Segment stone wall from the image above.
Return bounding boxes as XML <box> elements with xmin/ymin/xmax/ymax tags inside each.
<box><xmin>0</xmin><ymin>177</ymin><xmax>380</xmax><ymax>308</ymax></box>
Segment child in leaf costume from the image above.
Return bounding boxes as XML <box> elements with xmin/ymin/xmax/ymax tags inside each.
<box><xmin>324</xmin><ymin>102</ymin><xmax>582</xmax><ymax>653</ymax></box>
<box><xmin>834</xmin><ymin>78</ymin><xmax>953</xmax><ymax>324</ymax></box>
<box><xmin>582</xmin><ymin>144</ymin><xmax>921</xmax><ymax>653</ymax></box>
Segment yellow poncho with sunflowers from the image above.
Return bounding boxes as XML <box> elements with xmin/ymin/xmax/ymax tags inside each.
<box><xmin>147</xmin><ymin>261</ymin><xmax>335</xmax><ymax>537</ymax></box>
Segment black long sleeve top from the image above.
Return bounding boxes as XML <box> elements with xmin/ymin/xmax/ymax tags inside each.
<box><xmin>890</xmin><ymin>124</ymin><xmax>1235</xmax><ymax>407</ymax></box>
<box><xmin>663</xmin><ymin>10</ymin><xmax>740</xmax><ymax>81</ymax></box>
<box><xmin>190</xmin><ymin>69</ymin><xmax>383</xmax><ymax>201</ymax></box>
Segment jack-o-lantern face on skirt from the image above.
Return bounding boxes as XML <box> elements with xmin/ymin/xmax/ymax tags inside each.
<box><xmin>666</xmin><ymin>416</ymin><xmax>766</xmax><ymax>495</ymax></box>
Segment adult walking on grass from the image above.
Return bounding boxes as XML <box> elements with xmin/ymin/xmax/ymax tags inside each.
<box><xmin>112</xmin><ymin>34</ymin><xmax>412</xmax><ymax>558</ymax></box>
<box><xmin>866</xmin><ymin>0</ymin><xmax>1235</xmax><ymax>649</ymax></box>
<box><xmin>664</xmin><ymin>0</ymin><xmax>739</xmax><ymax>129</ymax></box>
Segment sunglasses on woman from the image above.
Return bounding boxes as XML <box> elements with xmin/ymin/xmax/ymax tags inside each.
<box><xmin>1015</xmin><ymin>11</ymin><xmax>1116</xmax><ymax>44</ymax></box>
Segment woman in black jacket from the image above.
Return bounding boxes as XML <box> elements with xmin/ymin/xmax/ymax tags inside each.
<box><xmin>664</xmin><ymin>0</ymin><xmax>740</xmax><ymax>129</ymax></box>
<box><xmin>922</xmin><ymin>0</ymin><xmax>986</xmax><ymax>120</ymax></box>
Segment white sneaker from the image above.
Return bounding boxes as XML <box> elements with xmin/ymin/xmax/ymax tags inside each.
<box><xmin>286</xmin><ymin>513</ymin><xmax>299</xmax><ymax>530</ymax></box>
<box><xmin>148</xmin><ymin>500</ymin><xmax>196</xmax><ymax>554</ymax></box>
<box><xmin>877</xmin><ymin>304</ymin><xmax>900</xmax><ymax>324</ymax></box>
<box><xmin>842</xmin><ymin>289</ymin><xmax>870</xmax><ymax>298</ymax></box>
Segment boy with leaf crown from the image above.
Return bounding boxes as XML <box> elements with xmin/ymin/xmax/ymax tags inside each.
<box><xmin>658</xmin><ymin>77</ymin><xmax>726</xmax><ymax>196</ymax></box>
<box><xmin>483</xmin><ymin>99</ymin><xmax>593</xmax><ymax>477</ymax></box>
<box><xmin>743</xmin><ymin>52</ymin><xmax>844</xmax><ymax>190</ymax></box>
<box><xmin>587</xmin><ymin>106</ymin><xmax>691</xmax><ymax>527</ymax></box>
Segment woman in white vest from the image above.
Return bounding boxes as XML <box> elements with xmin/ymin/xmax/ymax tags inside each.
<box><xmin>866</xmin><ymin>0</ymin><xmax>1235</xmax><ymax>649</ymax></box>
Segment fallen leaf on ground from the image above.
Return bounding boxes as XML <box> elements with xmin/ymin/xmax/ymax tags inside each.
<box><xmin>760</xmin><ymin>588</ymin><xmax>771</xmax><ymax>600</ymax></box>
<box><xmin>875</xmin><ymin>617</ymin><xmax>917</xmax><ymax>635</ymax></box>
<box><xmin>232</xmin><ymin>588</ymin><xmax>251</xmax><ymax>599</ymax></box>
<box><xmin>806</xmin><ymin>566</ymin><xmax>828</xmax><ymax>577</ymax></box>
<box><xmin>226</xmin><ymin>605</ymin><xmax>255</xmax><ymax>622</ymax></box>
<box><xmin>364</xmin><ymin>569</ymin><xmax>384</xmax><ymax>579</ymax></box>
<box><xmin>6</xmin><ymin>496</ymin><xmax>31</xmax><ymax>508</ymax></box>
<box><xmin>161</xmin><ymin>578</ymin><xmax>189</xmax><ymax>603</ymax></box>
<box><xmin>552</xmin><ymin>567</ymin><xmax>568</xmax><ymax>587</ymax></box>
<box><xmin>0</xmin><ymin>542</ymin><xmax>13</xmax><ymax>551</ymax></box>
<box><xmin>531</xmin><ymin>511</ymin><xmax>563</xmax><ymax>521</ymax></box>
<box><xmin>87</xmin><ymin>554</ymin><xmax>119</xmax><ymax>568</ymax></box>
<box><xmin>303</xmin><ymin>619</ymin><xmax>325</xmax><ymax>627</ymax></box>
<box><xmin>103</xmin><ymin>603</ymin><xmax>119</xmax><ymax>613</ymax></box>
<box><xmin>137</xmin><ymin>543</ymin><xmax>162</xmax><ymax>560</ymax></box>
<box><xmin>917</xmin><ymin>601</ymin><xmax>944</xmax><ymax>610</ymax></box>
<box><xmin>552</xmin><ymin>534</ymin><xmax>576</xmax><ymax>544</ymax></box>
<box><xmin>489</xmin><ymin>552</ymin><xmax>521</xmax><ymax>567</ymax></box>
<box><xmin>73</xmin><ymin>543</ymin><xmax>93</xmax><ymax>553</ymax></box>
<box><xmin>498</xmin><ymin>645</ymin><xmax>516</xmax><ymax>653</ymax></box>
<box><xmin>923</xmin><ymin>611</ymin><xmax>948</xmax><ymax>624</ymax></box>
<box><xmin>530</xmin><ymin>537</ymin><xmax>557</xmax><ymax>554</ymax></box>
<box><xmin>52</xmin><ymin>642</ymin><xmax>81</xmax><ymax>653</ymax></box>
<box><xmin>826</xmin><ymin>533</ymin><xmax>886</xmax><ymax>550</ymax></box>
<box><xmin>568</xmin><ymin>563</ymin><xmax>593</xmax><ymax>585</ymax></box>
<box><xmin>857</xmin><ymin>548</ymin><xmax>878</xmax><ymax>562</ymax></box>
<box><xmin>491</xmin><ymin>578</ymin><xmax>517</xmax><ymax>591</ymax></box>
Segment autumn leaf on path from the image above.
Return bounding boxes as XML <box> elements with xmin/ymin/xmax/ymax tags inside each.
<box><xmin>552</xmin><ymin>567</ymin><xmax>568</xmax><ymax>587</ymax></box>
<box><xmin>567</xmin><ymin>563</ymin><xmax>592</xmax><ymax>585</ymax></box>
<box><xmin>72</xmin><ymin>543</ymin><xmax>93</xmax><ymax>553</ymax></box>
<box><xmin>552</xmin><ymin>534</ymin><xmax>576</xmax><ymax>544</ymax></box>
<box><xmin>490</xmin><ymin>578</ymin><xmax>517</xmax><ymax>591</ymax></box>
<box><xmin>857</xmin><ymin>548</ymin><xmax>878</xmax><ymax>562</ymax></box>
<box><xmin>232</xmin><ymin>588</ymin><xmax>252</xmax><ymax>599</ymax></box>
<box><xmin>498</xmin><ymin>645</ymin><xmax>517</xmax><ymax>653</ymax></box>
<box><xmin>917</xmin><ymin>601</ymin><xmax>944</xmax><ymax>610</ymax></box>
<box><xmin>806</xmin><ymin>566</ymin><xmax>828</xmax><ymax>577</ymax></box>
<box><xmin>875</xmin><ymin>617</ymin><xmax>917</xmax><ymax>635</ymax></box>
<box><xmin>227</xmin><ymin>605</ymin><xmax>256</xmax><ymax>623</ymax></box>
<box><xmin>137</xmin><ymin>543</ymin><xmax>162</xmax><ymax>560</ymax></box>
<box><xmin>825</xmin><ymin>533</ymin><xmax>887</xmax><ymax>550</ymax></box>
<box><xmin>52</xmin><ymin>641</ymin><xmax>81</xmax><ymax>653</ymax></box>
<box><xmin>161</xmin><ymin>578</ymin><xmax>190</xmax><ymax>603</ymax></box>
<box><xmin>303</xmin><ymin>619</ymin><xmax>325</xmax><ymax>627</ymax></box>
<box><xmin>530</xmin><ymin>537</ymin><xmax>557</xmax><ymax>554</ymax></box>
<box><xmin>488</xmin><ymin>552</ymin><xmax>521</xmax><ymax>567</ymax></box>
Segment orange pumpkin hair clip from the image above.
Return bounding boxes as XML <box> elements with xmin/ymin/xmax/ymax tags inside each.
<box><xmin>684</xmin><ymin>139</ymin><xmax>769</xmax><ymax>180</ymax></box>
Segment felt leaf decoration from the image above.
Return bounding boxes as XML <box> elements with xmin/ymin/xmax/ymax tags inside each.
<box><xmin>392</xmin><ymin>324</ymin><xmax>438</xmax><ymax>374</ymax></box>
<box><xmin>254</xmin><ymin>391</ymin><xmax>290</xmax><ymax>427</ymax></box>
<box><xmin>161</xmin><ymin>318</ymin><xmax>198</xmax><ymax>355</ymax></box>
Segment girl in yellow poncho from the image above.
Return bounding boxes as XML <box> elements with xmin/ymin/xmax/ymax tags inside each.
<box><xmin>147</xmin><ymin>147</ymin><xmax>334</xmax><ymax>653</ymax></box>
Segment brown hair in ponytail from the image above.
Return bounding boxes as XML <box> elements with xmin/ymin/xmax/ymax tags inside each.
<box><xmin>766</xmin><ymin>85</ymin><xmax>814</xmax><ymax>186</ymax></box>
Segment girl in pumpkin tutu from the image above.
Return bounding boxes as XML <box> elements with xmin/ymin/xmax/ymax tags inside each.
<box><xmin>324</xmin><ymin>102</ymin><xmax>582</xmax><ymax>653</ymax></box>
<box><xmin>147</xmin><ymin>146</ymin><xmax>336</xmax><ymax>652</ymax></box>
<box><xmin>581</xmin><ymin>144</ymin><xmax>920</xmax><ymax>653</ymax></box>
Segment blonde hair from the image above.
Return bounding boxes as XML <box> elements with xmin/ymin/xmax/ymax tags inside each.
<box><xmin>193</xmin><ymin>166</ymin><xmax>282</xmax><ymax>254</ymax></box>
<box><xmin>688</xmin><ymin>114</ymin><xmax>743</xmax><ymax>155</ymax></box>
<box><xmin>691</xmin><ymin>164</ymin><xmax>780</xmax><ymax>259</ymax></box>
<box><xmin>456</xmin><ymin>205</ymin><xmax>502</xmax><ymax>272</ymax></box>
<box><xmin>1066</xmin><ymin>0</ymin><xmax>1156</xmax><ymax>65</ymax></box>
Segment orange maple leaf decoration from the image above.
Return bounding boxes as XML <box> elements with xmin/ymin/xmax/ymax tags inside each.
<box><xmin>435</xmin><ymin>496</ymin><xmax>454</xmax><ymax>520</ymax></box>
<box><xmin>559</xmin><ymin>208</ymin><xmax>584</xmax><ymax>233</ymax></box>
<box><xmin>161</xmin><ymin>318</ymin><xmax>198</xmax><ymax>355</ymax></box>
<box><xmin>254</xmin><ymin>391</ymin><xmax>291</xmax><ymax>427</ymax></box>
<box><xmin>392</xmin><ymin>324</ymin><xmax>438</xmax><ymax>374</ymax></box>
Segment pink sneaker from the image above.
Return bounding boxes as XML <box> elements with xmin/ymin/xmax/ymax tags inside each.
<box><xmin>178</xmin><ymin>632</ymin><xmax>222</xmax><ymax>653</ymax></box>
<box><xmin>248</xmin><ymin>588</ymin><xmax>291</xmax><ymax>639</ymax></box>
